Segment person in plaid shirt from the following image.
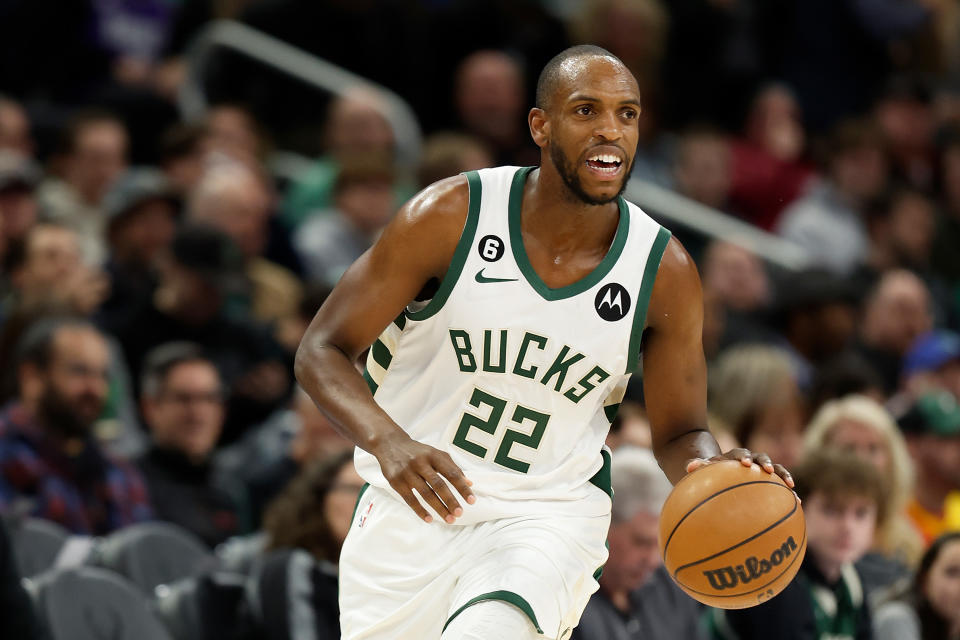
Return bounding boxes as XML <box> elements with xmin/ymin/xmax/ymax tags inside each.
<box><xmin>0</xmin><ymin>316</ymin><xmax>151</xmax><ymax>535</ymax></box>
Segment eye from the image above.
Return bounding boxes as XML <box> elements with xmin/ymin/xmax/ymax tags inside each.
<box><xmin>622</xmin><ymin>109</ymin><xmax>638</xmax><ymax>120</ymax></box>
<box><xmin>576</xmin><ymin>105</ymin><xmax>593</xmax><ymax>116</ymax></box>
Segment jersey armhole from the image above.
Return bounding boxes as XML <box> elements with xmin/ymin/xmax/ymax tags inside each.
<box><xmin>625</xmin><ymin>226</ymin><xmax>672</xmax><ymax>374</ymax></box>
<box><xmin>404</xmin><ymin>171</ymin><xmax>482</xmax><ymax>321</ymax></box>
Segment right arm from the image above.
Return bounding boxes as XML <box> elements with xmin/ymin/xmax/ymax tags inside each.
<box><xmin>294</xmin><ymin>176</ymin><xmax>476</xmax><ymax>524</ymax></box>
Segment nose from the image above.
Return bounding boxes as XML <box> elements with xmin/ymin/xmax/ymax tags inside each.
<box><xmin>594</xmin><ymin>111</ymin><xmax>623</xmax><ymax>141</ymax></box>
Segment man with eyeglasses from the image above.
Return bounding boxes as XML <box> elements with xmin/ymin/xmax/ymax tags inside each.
<box><xmin>0</xmin><ymin>316</ymin><xmax>152</xmax><ymax>535</ymax></box>
<box><xmin>136</xmin><ymin>341</ymin><xmax>241</xmax><ymax>547</ymax></box>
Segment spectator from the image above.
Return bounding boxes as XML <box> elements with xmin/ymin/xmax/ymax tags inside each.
<box><xmin>36</xmin><ymin>110</ymin><xmax>129</xmax><ymax>265</ymax></box>
<box><xmin>294</xmin><ymin>153</ymin><xmax>397</xmax><ymax>287</ymax></box>
<box><xmin>901</xmin><ymin>330</ymin><xmax>960</xmax><ymax>402</ymax></box>
<box><xmin>108</xmin><ymin>224</ymin><xmax>291</xmax><ymax>441</ymax></box>
<box><xmin>857</xmin><ymin>270</ymin><xmax>933</xmax><ymax>394</ymax></box>
<box><xmin>0</xmin><ymin>151</ymin><xmax>40</xmax><ymax>254</ymax></box>
<box><xmin>416</xmin><ymin>132</ymin><xmax>492</xmax><ymax>190</ymax></box>
<box><xmin>454</xmin><ymin>50</ymin><xmax>536</xmax><ymax>167</ymax></box>
<box><xmin>777</xmin><ymin>119</ymin><xmax>889</xmax><ymax>276</ymax></box>
<box><xmin>281</xmin><ymin>87</ymin><xmax>399</xmax><ymax>229</ymax></box>
<box><xmin>729</xmin><ymin>84</ymin><xmax>815</xmax><ymax>231</ymax></box>
<box><xmin>873</xmin><ymin>76</ymin><xmax>935</xmax><ymax>191</ymax></box>
<box><xmin>0</xmin><ymin>317</ymin><xmax>151</xmax><ymax>534</ymax></box>
<box><xmin>808</xmin><ymin>351</ymin><xmax>886</xmax><ymax>416</ymax></box>
<box><xmin>136</xmin><ymin>342</ymin><xmax>241</xmax><ymax>548</ymax></box>
<box><xmin>803</xmin><ymin>395</ymin><xmax>923</xmax><ymax>570</ymax></box>
<box><xmin>931</xmin><ymin>125</ymin><xmax>960</xmax><ymax>285</ymax></box>
<box><xmin>709</xmin><ymin>344</ymin><xmax>806</xmax><ymax>469</ymax></box>
<box><xmin>874</xmin><ymin>531</ymin><xmax>960</xmax><ymax>640</ymax></box>
<box><xmin>205</xmin><ymin>103</ymin><xmax>267</xmax><ymax>164</ymax></box>
<box><xmin>188</xmin><ymin>161</ymin><xmax>302</xmax><ymax>329</ymax></box>
<box><xmin>673</xmin><ymin>126</ymin><xmax>733</xmax><ymax>212</ymax></box>
<box><xmin>770</xmin><ymin>268</ymin><xmax>860</xmax><ymax>389</ymax></box>
<box><xmin>5</xmin><ymin>222</ymin><xmax>110</xmax><ymax>320</ymax></box>
<box><xmin>158</xmin><ymin>122</ymin><xmax>210</xmax><ymax>196</ymax></box>
<box><xmin>572</xmin><ymin>446</ymin><xmax>706</xmax><ymax>640</ymax></box>
<box><xmin>0</xmin><ymin>96</ymin><xmax>33</xmax><ymax>158</ymax></box>
<box><xmin>709</xmin><ymin>449</ymin><xmax>882</xmax><ymax>640</ymax></box>
<box><xmin>99</xmin><ymin>168</ymin><xmax>180</xmax><ymax>328</ymax></box>
<box><xmin>859</xmin><ymin>187</ymin><xmax>936</xmax><ymax>289</ymax></box>
<box><xmin>899</xmin><ymin>391</ymin><xmax>960</xmax><ymax>545</ymax></box>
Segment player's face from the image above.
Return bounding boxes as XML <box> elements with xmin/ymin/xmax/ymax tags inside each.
<box><xmin>545</xmin><ymin>58</ymin><xmax>640</xmax><ymax>205</ymax></box>
<box><xmin>803</xmin><ymin>493</ymin><xmax>877</xmax><ymax>572</ymax></box>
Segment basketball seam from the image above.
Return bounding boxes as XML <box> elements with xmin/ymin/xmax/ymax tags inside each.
<box><xmin>671</xmin><ymin>497</ymin><xmax>799</xmax><ymax>575</ymax></box>
<box><xmin>674</xmin><ymin>527</ymin><xmax>807</xmax><ymax>601</ymax></box>
<box><xmin>662</xmin><ymin>480</ymin><xmax>787</xmax><ymax>559</ymax></box>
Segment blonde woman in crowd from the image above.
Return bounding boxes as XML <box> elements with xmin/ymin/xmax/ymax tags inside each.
<box><xmin>708</xmin><ymin>344</ymin><xmax>806</xmax><ymax>470</ymax></box>
<box><xmin>803</xmin><ymin>394</ymin><xmax>924</xmax><ymax>568</ymax></box>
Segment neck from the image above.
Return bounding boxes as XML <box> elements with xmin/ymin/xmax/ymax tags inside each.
<box><xmin>521</xmin><ymin>167</ymin><xmax>620</xmax><ymax>251</ymax></box>
<box><xmin>814</xmin><ymin>555</ymin><xmax>844</xmax><ymax>584</ymax></box>
<box><xmin>598</xmin><ymin>580</ymin><xmax>630</xmax><ymax>613</ymax></box>
<box><xmin>915</xmin><ymin>470</ymin><xmax>952</xmax><ymax>514</ymax></box>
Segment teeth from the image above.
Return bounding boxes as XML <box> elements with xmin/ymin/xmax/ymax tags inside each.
<box><xmin>588</xmin><ymin>154</ymin><xmax>621</xmax><ymax>164</ymax></box>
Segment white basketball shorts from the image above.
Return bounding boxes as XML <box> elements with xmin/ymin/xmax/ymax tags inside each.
<box><xmin>339</xmin><ymin>484</ymin><xmax>611</xmax><ymax>640</ymax></box>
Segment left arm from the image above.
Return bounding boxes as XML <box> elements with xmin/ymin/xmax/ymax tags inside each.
<box><xmin>642</xmin><ymin>237</ymin><xmax>792</xmax><ymax>487</ymax></box>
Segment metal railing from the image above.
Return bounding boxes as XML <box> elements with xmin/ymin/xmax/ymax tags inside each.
<box><xmin>179</xmin><ymin>20</ymin><xmax>809</xmax><ymax>271</ymax></box>
<box><xmin>178</xmin><ymin>20</ymin><xmax>422</xmax><ymax>168</ymax></box>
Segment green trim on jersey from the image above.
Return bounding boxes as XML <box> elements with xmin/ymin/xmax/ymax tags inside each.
<box><xmin>625</xmin><ymin>226</ymin><xmax>672</xmax><ymax>373</ymax></box>
<box><xmin>588</xmin><ymin>447</ymin><xmax>613</xmax><ymax>498</ymax></box>
<box><xmin>371</xmin><ymin>339</ymin><xmax>393</xmax><ymax>370</ymax></box>
<box><xmin>405</xmin><ymin>171</ymin><xmax>483</xmax><ymax>321</ymax></box>
<box><xmin>603</xmin><ymin>403</ymin><xmax>621</xmax><ymax>423</ymax></box>
<box><xmin>442</xmin><ymin>590</ymin><xmax>544</xmax><ymax>634</ymax></box>
<box><xmin>508</xmin><ymin>167</ymin><xmax>631</xmax><ymax>301</ymax></box>
<box><xmin>363</xmin><ymin>370</ymin><xmax>378</xmax><ymax>395</ymax></box>
<box><xmin>349</xmin><ymin>482</ymin><xmax>370</xmax><ymax>523</ymax></box>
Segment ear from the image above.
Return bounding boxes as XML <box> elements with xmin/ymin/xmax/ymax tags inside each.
<box><xmin>528</xmin><ymin>107</ymin><xmax>549</xmax><ymax>149</ymax></box>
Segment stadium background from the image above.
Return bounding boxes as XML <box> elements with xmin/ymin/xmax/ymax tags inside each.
<box><xmin>0</xmin><ymin>0</ymin><xmax>959</xmax><ymax>638</ymax></box>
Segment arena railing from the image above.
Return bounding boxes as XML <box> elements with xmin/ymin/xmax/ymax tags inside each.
<box><xmin>180</xmin><ymin>20</ymin><xmax>810</xmax><ymax>272</ymax></box>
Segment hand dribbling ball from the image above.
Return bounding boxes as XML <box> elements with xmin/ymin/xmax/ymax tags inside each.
<box><xmin>658</xmin><ymin>460</ymin><xmax>806</xmax><ymax>609</ymax></box>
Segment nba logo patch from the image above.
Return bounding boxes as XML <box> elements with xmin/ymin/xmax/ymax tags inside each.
<box><xmin>358</xmin><ymin>501</ymin><xmax>374</xmax><ymax>528</ymax></box>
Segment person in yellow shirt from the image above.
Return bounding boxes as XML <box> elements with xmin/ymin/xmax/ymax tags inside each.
<box><xmin>900</xmin><ymin>391</ymin><xmax>960</xmax><ymax>545</ymax></box>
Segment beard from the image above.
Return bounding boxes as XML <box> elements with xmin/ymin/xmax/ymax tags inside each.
<box><xmin>549</xmin><ymin>143</ymin><xmax>632</xmax><ymax>206</ymax></box>
<box><xmin>37</xmin><ymin>384</ymin><xmax>103</xmax><ymax>439</ymax></box>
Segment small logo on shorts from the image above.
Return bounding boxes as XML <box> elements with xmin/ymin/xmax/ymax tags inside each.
<box><xmin>358</xmin><ymin>502</ymin><xmax>374</xmax><ymax>528</ymax></box>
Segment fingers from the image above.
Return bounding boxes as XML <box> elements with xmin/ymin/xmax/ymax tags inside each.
<box><xmin>395</xmin><ymin>480</ymin><xmax>434</xmax><ymax>523</ymax></box>
<box><xmin>433</xmin><ymin>452</ymin><xmax>476</xmax><ymax>505</ymax></box>
<box><xmin>773</xmin><ymin>463</ymin><xmax>794</xmax><ymax>488</ymax></box>
<box><xmin>410</xmin><ymin>474</ymin><xmax>457</xmax><ymax>524</ymax></box>
<box><xmin>753</xmin><ymin>452</ymin><xmax>775</xmax><ymax>474</ymax></box>
<box><xmin>686</xmin><ymin>458</ymin><xmax>707</xmax><ymax>473</ymax></box>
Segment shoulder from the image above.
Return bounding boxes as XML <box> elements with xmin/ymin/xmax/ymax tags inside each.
<box><xmin>647</xmin><ymin>235</ymin><xmax>702</xmax><ymax>326</ymax></box>
<box><xmin>393</xmin><ymin>174</ymin><xmax>471</xmax><ymax>236</ymax></box>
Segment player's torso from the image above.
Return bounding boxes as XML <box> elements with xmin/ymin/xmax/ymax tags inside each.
<box><xmin>357</xmin><ymin>166</ymin><xmax>670</xmax><ymax>522</ymax></box>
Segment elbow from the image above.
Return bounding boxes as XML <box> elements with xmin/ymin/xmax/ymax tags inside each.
<box><xmin>293</xmin><ymin>336</ymin><xmax>318</xmax><ymax>387</ymax></box>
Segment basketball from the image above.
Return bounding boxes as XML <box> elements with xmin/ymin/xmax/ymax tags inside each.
<box><xmin>658</xmin><ymin>460</ymin><xmax>806</xmax><ymax>609</ymax></box>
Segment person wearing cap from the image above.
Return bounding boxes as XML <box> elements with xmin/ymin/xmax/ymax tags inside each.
<box><xmin>98</xmin><ymin>168</ymin><xmax>179</xmax><ymax>329</ymax></box>
<box><xmin>0</xmin><ymin>151</ymin><xmax>40</xmax><ymax>251</ymax></box>
<box><xmin>902</xmin><ymin>330</ymin><xmax>960</xmax><ymax>401</ymax></box>
<box><xmin>900</xmin><ymin>391</ymin><xmax>960</xmax><ymax>545</ymax></box>
<box><xmin>107</xmin><ymin>224</ymin><xmax>292</xmax><ymax>443</ymax></box>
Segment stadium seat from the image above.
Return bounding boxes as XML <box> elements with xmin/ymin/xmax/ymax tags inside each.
<box><xmin>89</xmin><ymin>522</ymin><xmax>216</xmax><ymax>595</ymax></box>
<box><xmin>6</xmin><ymin>517</ymin><xmax>70</xmax><ymax>577</ymax></box>
<box><xmin>25</xmin><ymin>566</ymin><xmax>173</xmax><ymax>640</ymax></box>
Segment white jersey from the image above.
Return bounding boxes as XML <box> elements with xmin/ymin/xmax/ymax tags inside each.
<box><xmin>356</xmin><ymin>166</ymin><xmax>671</xmax><ymax>523</ymax></box>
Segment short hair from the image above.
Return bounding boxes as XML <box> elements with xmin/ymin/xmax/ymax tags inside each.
<box><xmin>792</xmin><ymin>448</ymin><xmax>888</xmax><ymax>523</ymax></box>
<box><xmin>535</xmin><ymin>45</ymin><xmax>623</xmax><ymax>110</ymax></box>
<box><xmin>14</xmin><ymin>315</ymin><xmax>98</xmax><ymax>371</ymax></box>
<box><xmin>140</xmin><ymin>341</ymin><xmax>217</xmax><ymax>398</ymax></box>
<box><xmin>159</xmin><ymin>122</ymin><xmax>208</xmax><ymax>165</ymax></box>
<box><xmin>332</xmin><ymin>153</ymin><xmax>395</xmax><ymax>196</ymax></box>
<box><xmin>610</xmin><ymin>446</ymin><xmax>672</xmax><ymax>523</ymax></box>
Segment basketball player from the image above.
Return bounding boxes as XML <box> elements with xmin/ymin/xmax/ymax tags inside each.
<box><xmin>295</xmin><ymin>45</ymin><xmax>794</xmax><ymax>640</ymax></box>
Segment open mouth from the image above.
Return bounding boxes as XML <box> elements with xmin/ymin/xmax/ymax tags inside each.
<box><xmin>585</xmin><ymin>153</ymin><xmax>623</xmax><ymax>177</ymax></box>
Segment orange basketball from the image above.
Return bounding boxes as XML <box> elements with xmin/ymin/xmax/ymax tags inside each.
<box><xmin>658</xmin><ymin>460</ymin><xmax>806</xmax><ymax>609</ymax></box>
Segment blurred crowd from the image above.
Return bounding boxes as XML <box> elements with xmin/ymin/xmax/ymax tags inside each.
<box><xmin>0</xmin><ymin>0</ymin><xmax>960</xmax><ymax>639</ymax></box>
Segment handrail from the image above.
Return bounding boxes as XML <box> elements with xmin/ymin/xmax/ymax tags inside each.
<box><xmin>624</xmin><ymin>179</ymin><xmax>812</xmax><ymax>271</ymax></box>
<box><xmin>178</xmin><ymin>20</ymin><xmax>422</xmax><ymax>168</ymax></box>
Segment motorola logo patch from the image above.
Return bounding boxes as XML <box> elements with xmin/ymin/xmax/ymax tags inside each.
<box><xmin>595</xmin><ymin>283</ymin><xmax>631</xmax><ymax>321</ymax></box>
<box><xmin>478</xmin><ymin>235</ymin><xmax>505</xmax><ymax>262</ymax></box>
